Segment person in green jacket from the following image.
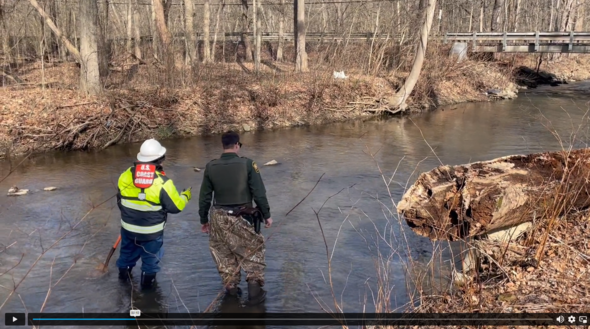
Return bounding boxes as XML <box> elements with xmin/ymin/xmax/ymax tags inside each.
<box><xmin>199</xmin><ymin>131</ymin><xmax>272</xmax><ymax>305</ymax></box>
<box><xmin>117</xmin><ymin>139</ymin><xmax>192</xmax><ymax>288</ymax></box>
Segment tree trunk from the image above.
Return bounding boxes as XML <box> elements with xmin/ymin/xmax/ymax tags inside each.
<box><xmin>127</xmin><ymin>0</ymin><xmax>133</xmax><ymax>53</ymax></box>
<box><xmin>575</xmin><ymin>0</ymin><xmax>584</xmax><ymax>31</ymax></box>
<box><xmin>211</xmin><ymin>0</ymin><xmax>225</xmax><ymax>62</ymax></box>
<box><xmin>27</xmin><ymin>0</ymin><xmax>81</xmax><ymax>62</ymax></box>
<box><xmin>387</xmin><ymin>0</ymin><xmax>436</xmax><ymax>110</ymax></box>
<box><xmin>151</xmin><ymin>0</ymin><xmax>159</xmax><ymax>59</ymax></box>
<box><xmin>79</xmin><ymin>0</ymin><xmax>101</xmax><ymax>95</ymax></box>
<box><xmin>163</xmin><ymin>0</ymin><xmax>173</xmax><ymax>28</ymax></box>
<box><xmin>468</xmin><ymin>1</ymin><xmax>474</xmax><ymax>31</ymax></box>
<box><xmin>550</xmin><ymin>0</ymin><xmax>555</xmax><ymax>31</ymax></box>
<box><xmin>514</xmin><ymin>0</ymin><xmax>521</xmax><ymax>31</ymax></box>
<box><xmin>560</xmin><ymin>0</ymin><xmax>576</xmax><ymax>31</ymax></box>
<box><xmin>276</xmin><ymin>0</ymin><xmax>285</xmax><ymax>61</ymax></box>
<box><xmin>203</xmin><ymin>0</ymin><xmax>212</xmax><ymax>63</ymax></box>
<box><xmin>490</xmin><ymin>0</ymin><xmax>504</xmax><ymax>31</ymax></box>
<box><xmin>397</xmin><ymin>148</ymin><xmax>590</xmax><ymax>241</ymax></box>
<box><xmin>153</xmin><ymin>0</ymin><xmax>172</xmax><ymax>60</ymax></box>
<box><xmin>133</xmin><ymin>0</ymin><xmax>142</xmax><ymax>59</ymax></box>
<box><xmin>253</xmin><ymin>0</ymin><xmax>260</xmax><ymax>71</ymax></box>
<box><xmin>1</xmin><ymin>0</ymin><xmax>10</xmax><ymax>62</ymax></box>
<box><xmin>294</xmin><ymin>0</ymin><xmax>308</xmax><ymax>72</ymax></box>
<box><xmin>479</xmin><ymin>0</ymin><xmax>484</xmax><ymax>32</ymax></box>
<box><xmin>241</xmin><ymin>0</ymin><xmax>252</xmax><ymax>61</ymax></box>
<box><xmin>184</xmin><ymin>0</ymin><xmax>197</xmax><ymax>64</ymax></box>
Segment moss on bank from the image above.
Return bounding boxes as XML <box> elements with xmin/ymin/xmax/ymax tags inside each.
<box><xmin>2</xmin><ymin>52</ymin><xmax>590</xmax><ymax>158</ymax></box>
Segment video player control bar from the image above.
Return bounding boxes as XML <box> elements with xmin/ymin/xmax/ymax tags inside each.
<box><xmin>13</xmin><ymin>313</ymin><xmax>587</xmax><ymax>326</ymax></box>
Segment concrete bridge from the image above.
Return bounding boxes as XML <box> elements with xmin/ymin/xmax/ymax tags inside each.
<box><xmin>444</xmin><ymin>32</ymin><xmax>590</xmax><ymax>53</ymax></box>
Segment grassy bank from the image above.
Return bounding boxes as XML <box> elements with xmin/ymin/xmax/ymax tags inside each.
<box><xmin>2</xmin><ymin>44</ymin><xmax>590</xmax><ymax>158</ymax></box>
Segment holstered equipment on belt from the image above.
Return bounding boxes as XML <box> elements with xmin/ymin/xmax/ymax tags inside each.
<box><xmin>226</xmin><ymin>206</ymin><xmax>264</xmax><ymax>234</ymax></box>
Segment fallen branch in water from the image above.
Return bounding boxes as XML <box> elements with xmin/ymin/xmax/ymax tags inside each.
<box><xmin>0</xmin><ymin>193</ymin><xmax>117</xmax><ymax>311</ymax></box>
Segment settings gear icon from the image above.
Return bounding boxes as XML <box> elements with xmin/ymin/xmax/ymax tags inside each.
<box><xmin>568</xmin><ymin>315</ymin><xmax>576</xmax><ymax>324</ymax></box>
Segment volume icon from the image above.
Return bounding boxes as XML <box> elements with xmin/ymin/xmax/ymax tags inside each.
<box><xmin>557</xmin><ymin>315</ymin><xmax>565</xmax><ymax>323</ymax></box>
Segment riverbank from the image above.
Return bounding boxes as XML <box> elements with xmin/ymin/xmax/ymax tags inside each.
<box><xmin>2</xmin><ymin>50</ymin><xmax>590</xmax><ymax>158</ymax></box>
<box><xmin>413</xmin><ymin>208</ymin><xmax>590</xmax><ymax>325</ymax></box>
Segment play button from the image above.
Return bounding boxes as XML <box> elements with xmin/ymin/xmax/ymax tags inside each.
<box><xmin>4</xmin><ymin>313</ymin><xmax>25</xmax><ymax>326</ymax></box>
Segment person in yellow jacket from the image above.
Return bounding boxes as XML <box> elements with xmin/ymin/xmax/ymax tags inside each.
<box><xmin>116</xmin><ymin>139</ymin><xmax>192</xmax><ymax>288</ymax></box>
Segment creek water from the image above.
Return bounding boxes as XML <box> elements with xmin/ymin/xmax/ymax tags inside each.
<box><xmin>1</xmin><ymin>83</ymin><xmax>590</xmax><ymax>328</ymax></box>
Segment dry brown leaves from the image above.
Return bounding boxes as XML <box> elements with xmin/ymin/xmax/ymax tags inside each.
<box><xmin>0</xmin><ymin>61</ymin><xmax>385</xmax><ymax>157</ymax></box>
<box><xmin>417</xmin><ymin>210</ymin><xmax>590</xmax><ymax>320</ymax></box>
<box><xmin>3</xmin><ymin>52</ymin><xmax>590</xmax><ymax>157</ymax></box>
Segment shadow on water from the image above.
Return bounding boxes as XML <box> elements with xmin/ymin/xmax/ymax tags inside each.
<box><xmin>2</xmin><ymin>91</ymin><xmax>590</xmax><ymax>320</ymax></box>
<box><xmin>208</xmin><ymin>295</ymin><xmax>267</xmax><ymax>329</ymax></box>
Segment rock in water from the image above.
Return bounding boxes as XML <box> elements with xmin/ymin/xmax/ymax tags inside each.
<box><xmin>7</xmin><ymin>186</ymin><xmax>29</xmax><ymax>196</ymax></box>
<box><xmin>397</xmin><ymin>148</ymin><xmax>590</xmax><ymax>241</ymax></box>
<box><xmin>264</xmin><ymin>160</ymin><xmax>279</xmax><ymax>166</ymax></box>
<box><xmin>243</xmin><ymin>124</ymin><xmax>251</xmax><ymax>132</ymax></box>
<box><xmin>44</xmin><ymin>187</ymin><xmax>57</xmax><ymax>191</ymax></box>
<box><xmin>193</xmin><ymin>167</ymin><xmax>201</xmax><ymax>172</ymax></box>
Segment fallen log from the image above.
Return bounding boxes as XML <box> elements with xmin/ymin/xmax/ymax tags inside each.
<box><xmin>397</xmin><ymin>148</ymin><xmax>590</xmax><ymax>241</ymax></box>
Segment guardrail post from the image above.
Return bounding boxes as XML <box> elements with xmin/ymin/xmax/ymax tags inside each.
<box><xmin>535</xmin><ymin>31</ymin><xmax>539</xmax><ymax>52</ymax></box>
<box><xmin>569</xmin><ymin>31</ymin><xmax>574</xmax><ymax>52</ymax></box>
<box><xmin>502</xmin><ymin>32</ymin><xmax>507</xmax><ymax>52</ymax></box>
<box><xmin>472</xmin><ymin>32</ymin><xmax>477</xmax><ymax>52</ymax></box>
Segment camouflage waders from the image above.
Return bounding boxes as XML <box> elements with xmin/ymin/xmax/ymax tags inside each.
<box><xmin>209</xmin><ymin>208</ymin><xmax>266</xmax><ymax>287</ymax></box>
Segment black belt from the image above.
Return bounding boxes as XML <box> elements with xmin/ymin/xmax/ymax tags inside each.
<box><xmin>214</xmin><ymin>205</ymin><xmax>263</xmax><ymax>234</ymax></box>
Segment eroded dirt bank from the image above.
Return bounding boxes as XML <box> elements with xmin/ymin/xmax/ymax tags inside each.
<box><xmin>2</xmin><ymin>52</ymin><xmax>590</xmax><ymax>158</ymax></box>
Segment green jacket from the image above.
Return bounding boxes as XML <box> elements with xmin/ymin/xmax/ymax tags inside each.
<box><xmin>198</xmin><ymin>153</ymin><xmax>271</xmax><ymax>224</ymax></box>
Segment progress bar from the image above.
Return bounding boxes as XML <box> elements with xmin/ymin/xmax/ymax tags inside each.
<box><xmin>26</xmin><ymin>313</ymin><xmax>586</xmax><ymax>326</ymax></box>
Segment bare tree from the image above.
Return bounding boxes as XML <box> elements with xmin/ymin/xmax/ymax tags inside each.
<box><xmin>79</xmin><ymin>0</ymin><xmax>101</xmax><ymax>95</ymax></box>
<box><xmin>26</xmin><ymin>0</ymin><xmax>80</xmax><ymax>62</ymax></box>
<box><xmin>133</xmin><ymin>0</ymin><xmax>141</xmax><ymax>59</ymax></box>
<box><xmin>276</xmin><ymin>0</ymin><xmax>285</xmax><ymax>61</ymax></box>
<box><xmin>241</xmin><ymin>0</ymin><xmax>253</xmax><ymax>61</ymax></box>
<box><xmin>389</xmin><ymin>0</ymin><xmax>437</xmax><ymax>111</ymax></box>
<box><xmin>294</xmin><ymin>0</ymin><xmax>308</xmax><ymax>72</ymax></box>
<box><xmin>253</xmin><ymin>0</ymin><xmax>261</xmax><ymax>71</ymax></box>
<box><xmin>560</xmin><ymin>0</ymin><xmax>576</xmax><ymax>30</ymax></box>
<box><xmin>514</xmin><ymin>0</ymin><xmax>522</xmax><ymax>31</ymax></box>
<box><xmin>1</xmin><ymin>0</ymin><xmax>10</xmax><ymax>62</ymax></box>
<box><xmin>491</xmin><ymin>0</ymin><xmax>504</xmax><ymax>31</ymax></box>
<box><xmin>203</xmin><ymin>0</ymin><xmax>212</xmax><ymax>63</ymax></box>
<box><xmin>153</xmin><ymin>0</ymin><xmax>172</xmax><ymax>61</ymax></box>
<box><xmin>211</xmin><ymin>0</ymin><xmax>225</xmax><ymax>61</ymax></box>
<box><xmin>184</xmin><ymin>0</ymin><xmax>197</xmax><ymax>64</ymax></box>
<box><xmin>151</xmin><ymin>0</ymin><xmax>159</xmax><ymax>59</ymax></box>
<box><xmin>126</xmin><ymin>0</ymin><xmax>133</xmax><ymax>53</ymax></box>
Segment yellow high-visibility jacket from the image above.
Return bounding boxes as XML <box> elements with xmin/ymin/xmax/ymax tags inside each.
<box><xmin>117</xmin><ymin>166</ymin><xmax>188</xmax><ymax>241</ymax></box>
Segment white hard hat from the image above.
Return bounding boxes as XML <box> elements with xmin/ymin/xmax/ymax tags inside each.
<box><xmin>137</xmin><ymin>139</ymin><xmax>167</xmax><ymax>162</ymax></box>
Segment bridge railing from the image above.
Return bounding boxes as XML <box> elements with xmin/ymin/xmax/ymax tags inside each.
<box><xmin>444</xmin><ymin>31</ymin><xmax>590</xmax><ymax>52</ymax></box>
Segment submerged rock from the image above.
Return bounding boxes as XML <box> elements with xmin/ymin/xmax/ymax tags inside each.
<box><xmin>44</xmin><ymin>187</ymin><xmax>57</xmax><ymax>191</ymax></box>
<box><xmin>193</xmin><ymin>167</ymin><xmax>201</xmax><ymax>172</ymax></box>
<box><xmin>264</xmin><ymin>160</ymin><xmax>279</xmax><ymax>166</ymax></box>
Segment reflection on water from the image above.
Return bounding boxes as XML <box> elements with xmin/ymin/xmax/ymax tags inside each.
<box><xmin>2</xmin><ymin>91</ymin><xmax>590</xmax><ymax>321</ymax></box>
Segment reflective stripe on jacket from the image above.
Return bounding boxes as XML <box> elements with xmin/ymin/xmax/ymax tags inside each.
<box><xmin>117</xmin><ymin>167</ymin><xmax>188</xmax><ymax>241</ymax></box>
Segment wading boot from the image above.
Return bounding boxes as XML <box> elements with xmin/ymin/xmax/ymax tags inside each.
<box><xmin>246</xmin><ymin>281</ymin><xmax>266</xmax><ymax>306</ymax></box>
<box><xmin>225</xmin><ymin>283</ymin><xmax>242</xmax><ymax>298</ymax></box>
<box><xmin>140</xmin><ymin>272</ymin><xmax>157</xmax><ymax>288</ymax></box>
<box><xmin>118</xmin><ymin>267</ymin><xmax>133</xmax><ymax>281</ymax></box>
